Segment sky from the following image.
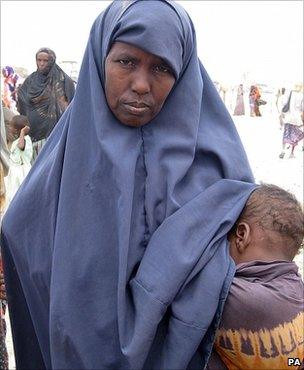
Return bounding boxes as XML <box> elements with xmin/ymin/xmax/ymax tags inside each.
<box><xmin>1</xmin><ymin>1</ymin><xmax>303</xmax><ymax>87</ymax></box>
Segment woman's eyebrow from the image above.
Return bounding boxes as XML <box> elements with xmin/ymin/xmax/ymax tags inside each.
<box><xmin>114</xmin><ymin>53</ymin><xmax>139</xmax><ymax>62</ymax></box>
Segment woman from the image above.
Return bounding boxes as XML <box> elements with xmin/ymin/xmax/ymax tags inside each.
<box><xmin>249</xmin><ymin>85</ymin><xmax>262</xmax><ymax>117</ymax></box>
<box><xmin>1</xmin><ymin>1</ymin><xmax>256</xmax><ymax>369</ymax></box>
<box><xmin>1</xmin><ymin>66</ymin><xmax>20</xmax><ymax>113</ymax></box>
<box><xmin>233</xmin><ymin>84</ymin><xmax>245</xmax><ymax>116</ymax></box>
<box><xmin>17</xmin><ymin>48</ymin><xmax>75</xmax><ymax>160</ymax></box>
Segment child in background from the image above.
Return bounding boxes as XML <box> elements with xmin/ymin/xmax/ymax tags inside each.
<box><xmin>5</xmin><ymin>115</ymin><xmax>33</xmax><ymax>206</ymax></box>
<box><xmin>208</xmin><ymin>184</ymin><xmax>304</xmax><ymax>370</ymax></box>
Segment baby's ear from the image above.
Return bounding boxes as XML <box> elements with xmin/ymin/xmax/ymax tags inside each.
<box><xmin>235</xmin><ymin>221</ymin><xmax>251</xmax><ymax>253</ymax></box>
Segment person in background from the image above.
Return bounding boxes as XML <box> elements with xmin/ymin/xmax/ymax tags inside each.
<box><xmin>1</xmin><ymin>66</ymin><xmax>20</xmax><ymax>114</ymax></box>
<box><xmin>279</xmin><ymin>84</ymin><xmax>304</xmax><ymax>159</ymax></box>
<box><xmin>4</xmin><ymin>115</ymin><xmax>33</xmax><ymax>207</ymax></box>
<box><xmin>276</xmin><ymin>87</ymin><xmax>286</xmax><ymax>129</ymax></box>
<box><xmin>249</xmin><ymin>85</ymin><xmax>262</xmax><ymax>117</ymax></box>
<box><xmin>208</xmin><ymin>184</ymin><xmax>304</xmax><ymax>370</ymax></box>
<box><xmin>17</xmin><ymin>47</ymin><xmax>75</xmax><ymax>161</ymax></box>
<box><xmin>233</xmin><ymin>84</ymin><xmax>245</xmax><ymax>116</ymax></box>
<box><xmin>1</xmin><ymin>104</ymin><xmax>15</xmax><ymax>144</ymax></box>
<box><xmin>0</xmin><ymin>105</ymin><xmax>11</xmax><ymax>220</ymax></box>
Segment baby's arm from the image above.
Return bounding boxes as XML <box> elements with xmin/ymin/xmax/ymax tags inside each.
<box><xmin>17</xmin><ymin>126</ymin><xmax>30</xmax><ymax>151</ymax></box>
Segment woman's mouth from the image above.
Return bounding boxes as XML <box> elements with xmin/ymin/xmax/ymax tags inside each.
<box><xmin>122</xmin><ymin>102</ymin><xmax>150</xmax><ymax>115</ymax></box>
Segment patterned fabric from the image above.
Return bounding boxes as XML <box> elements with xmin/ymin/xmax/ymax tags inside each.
<box><xmin>283</xmin><ymin>123</ymin><xmax>304</xmax><ymax>146</ymax></box>
<box><xmin>0</xmin><ymin>257</ymin><xmax>8</xmax><ymax>370</ymax></box>
<box><xmin>0</xmin><ymin>312</ymin><xmax>8</xmax><ymax>370</ymax></box>
<box><xmin>249</xmin><ymin>86</ymin><xmax>262</xmax><ymax>117</ymax></box>
<box><xmin>31</xmin><ymin>138</ymin><xmax>46</xmax><ymax>163</ymax></box>
<box><xmin>0</xmin><ymin>163</ymin><xmax>5</xmax><ymax>219</ymax></box>
<box><xmin>213</xmin><ymin>260</ymin><xmax>304</xmax><ymax>370</ymax></box>
<box><xmin>0</xmin><ymin>307</ymin><xmax>8</xmax><ymax>370</ymax></box>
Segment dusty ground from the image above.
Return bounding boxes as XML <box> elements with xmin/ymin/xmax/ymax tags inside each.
<box><xmin>4</xmin><ymin>111</ymin><xmax>303</xmax><ymax>369</ymax></box>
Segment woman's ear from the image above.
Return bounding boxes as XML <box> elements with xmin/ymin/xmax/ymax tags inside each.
<box><xmin>235</xmin><ymin>221</ymin><xmax>251</xmax><ymax>254</ymax></box>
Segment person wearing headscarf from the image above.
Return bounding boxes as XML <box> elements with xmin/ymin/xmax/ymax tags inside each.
<box><xmin>17</xmin><ymin>47</ymin><xmax>75</xmax><ymax>161</ymax></box>
<box><xmin>1</xmin><ymin>1</ymin><xmax>257</xmax><ymax>369</ymax></box>
<box><xmin>233</xmin><ymin>84</ymin><xmax>245</xmax><ymax>116</ymax></box>
<box><xmin>249</xmin><ymin>85</ymin><xmax>262</xmax><ymax>117</ymax></box>
<box><xmin>1</xmin><ymin>66</ymin><xmax>20</xmax><ymax>113</ymax></box>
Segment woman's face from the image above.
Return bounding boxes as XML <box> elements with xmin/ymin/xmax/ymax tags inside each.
<box><xmin>105</xmin><ymin>42</ymin><xmax>176</xmax><ymax>127</ymax></box>
<box><xmin>36</xmin><ymin>52</ymin><xmax>52</xmax><ymax>75</ymax></box>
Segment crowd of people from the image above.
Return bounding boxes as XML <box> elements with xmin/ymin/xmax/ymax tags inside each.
<box><xmin>0</xmin><ymin>1</ymin><xmax>303</xmax><ymax>369</ymax></box>
<box><xmin>217</xmin><ymin>82</ymin><xmax>304</xmax><ymax>159</ymax></box>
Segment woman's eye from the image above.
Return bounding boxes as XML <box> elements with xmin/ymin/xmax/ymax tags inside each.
<box><xmin>154</xmin><ymin>65</ymin><xmax>172</xmax><ymax>74</ymax></box>
<box><xmin>118</xmin><ymin>59</ymin><xmax>133</xmax><ymax>67</ymax></box>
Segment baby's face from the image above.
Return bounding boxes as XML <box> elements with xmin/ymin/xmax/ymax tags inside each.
<box><xmin>10</xmin><ymin>124</ymin><xmax>20</xmax><ymax>139</ymax></box>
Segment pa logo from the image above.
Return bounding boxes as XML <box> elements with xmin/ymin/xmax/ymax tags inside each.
<box><xmin>288</xmin><ymin>358</ymin><xmax>302</xmax><ymax>367</ymax></box>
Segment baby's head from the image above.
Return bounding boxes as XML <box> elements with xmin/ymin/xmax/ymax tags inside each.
<box><xmin>229</xmin><ymin>184</ymin><xmax>304</xmax><ymax>264</ymax></box>
<box><xmin>10</xmin><ymin>115</ymin><xmax>29</xmax><ymax>139</ymax></box>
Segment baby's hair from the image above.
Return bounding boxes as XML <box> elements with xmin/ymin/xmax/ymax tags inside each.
<box><xmin>239</xmin><ymin>184</ymin><xmax>304</xmax><ymax>259</ymax></box>
<box><xmin>11</xmin><ymin>115</ymin><xmax>29</xmax><ymax>130</ymax></box>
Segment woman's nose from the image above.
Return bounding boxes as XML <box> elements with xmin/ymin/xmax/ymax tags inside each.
<box><xmin>131</xmin><ymin>69</ymin><xmax>151</xmax><ymax>96</ymax></box>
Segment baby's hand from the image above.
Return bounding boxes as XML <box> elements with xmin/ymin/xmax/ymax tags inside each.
<box><xmin>21</xmin><ymin>125</ymin><xmax>30</xmax><ymax>136</ymax></box>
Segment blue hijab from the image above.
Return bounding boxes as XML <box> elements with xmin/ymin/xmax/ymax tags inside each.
<box><xmin>1</xmin><ymin>1</ymin><xmax>257</xmax><ymax>369</ymax></box>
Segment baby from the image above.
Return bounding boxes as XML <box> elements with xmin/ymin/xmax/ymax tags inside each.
<box><xmin>5</xmin><ymin>115</ymin><xmax>33</xmax><ymax>206</ymax></box>
<box><xmin>208</xmin><ymin>184</ymin><xmax>304</xmax><ymax>370</ymax></box>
